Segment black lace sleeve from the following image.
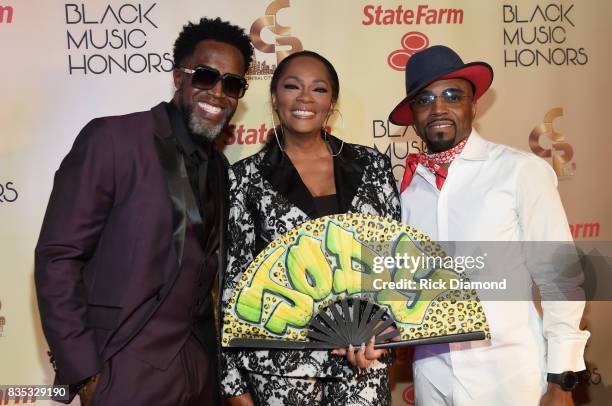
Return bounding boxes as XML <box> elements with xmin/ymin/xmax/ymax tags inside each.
<box><xmin>220</xmin><ymin>163</ymin><xmax>255</xmax><ymax>397</ymax></box>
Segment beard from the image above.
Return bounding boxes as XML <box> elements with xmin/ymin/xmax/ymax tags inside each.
<box><xmin>426</xmin><ymin>129</ymin><xmax>456</xmax><ymax>153</ymax></box>
<box><xmin>177</xmin><ymin>82</ymin><xmax>234</xmax><ymax>142</ymax></box>
<box><xmin>180</xmin><ymin>101</ymin><xmax>232</xmax><ymax>142</ymax></box>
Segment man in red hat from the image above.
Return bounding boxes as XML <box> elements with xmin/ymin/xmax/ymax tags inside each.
<box><xmin>390</xmin><ymin>45</ymin><xmax>589</xmax><ymax>405</ymax></box>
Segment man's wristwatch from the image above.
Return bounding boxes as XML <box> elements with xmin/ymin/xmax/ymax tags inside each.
<box><xmin>547</xmin><ymin>370</ymin><xmax>590</xmax><ymax>391</ymax></box>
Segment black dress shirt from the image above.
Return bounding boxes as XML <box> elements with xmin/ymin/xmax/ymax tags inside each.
<box><xmin>165</xmin><ymin>102</ymin><xmax>219</xmax><ymax>250</ymax></box>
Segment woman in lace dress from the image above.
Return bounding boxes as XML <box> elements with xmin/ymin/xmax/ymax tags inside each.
<box><xmin>221</xmin><ymin>50</ymin><xmax>400</xmax><ymax>406</ymax></box>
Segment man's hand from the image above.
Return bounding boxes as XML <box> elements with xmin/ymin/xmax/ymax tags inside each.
<box><xmin>540</xmin><ymin>383</ymin><xmax>574</xmax><ymax>406</ymax></box>
<box><xmin>78</xmin><ymin>373</ymin><xmax>101</xmax><ymax>406</ymax></box>
<box><xmin>225</xmin><ymin>393</ymin><xmax>255</xmax><ymax>406</ymax></box>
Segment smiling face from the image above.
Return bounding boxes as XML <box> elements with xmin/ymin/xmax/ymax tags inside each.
<box><xmin>173</xmin><ymin>40</ymin><xmax>245</xmax><ymax>141</ymax></box>
<box><xmin>411</xmin><ymin>78</ymin><xmax>477</xmax><ymax>153</ymax></box>
<box><xmin>271</xmin><ymin>55</ymin><xmax>335</xmax><ymax>140</ymax></box>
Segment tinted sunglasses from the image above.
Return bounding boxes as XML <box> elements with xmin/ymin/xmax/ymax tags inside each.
<box><xmin>410</xmin><ymin>88</ymin><xmax>472</xmax><ymax>108</ymax></box>
<box><xmin>178</xmin><ymin>65</ymin><xmax>248</xmax><ymax>99</ymax></box>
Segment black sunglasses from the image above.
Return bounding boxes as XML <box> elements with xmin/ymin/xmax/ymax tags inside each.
<box><xmin>178</xmin><ymin>65</ymin><xmax>248</xmax><ymax>99</ymax></box>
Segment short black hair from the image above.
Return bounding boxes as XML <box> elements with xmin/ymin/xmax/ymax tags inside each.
<box><xmin>173</xmin><ymin>17</ymin><xmax>254</xmax><ymax>73</ymax></box>
<box><xmin>270</xmin><ymin>50</ymin><xmax>340</xmax><ymax>102</ymax></box>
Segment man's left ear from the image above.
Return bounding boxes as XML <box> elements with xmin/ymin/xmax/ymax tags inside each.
<box><xmin>172</xmin><ymin>69</ymin><xmax>183</xmax><ymax>90</ymax></box>
<box><xmin>471</xmin><ymin>100</ymin><xmax>478</xmax><ymax>120</ymax></box>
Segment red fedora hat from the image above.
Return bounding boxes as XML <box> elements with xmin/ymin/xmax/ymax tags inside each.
<box><xmin>389</xmin><ymin>45</ymin><xmax>493</xmax><ymax>126</ymax></box>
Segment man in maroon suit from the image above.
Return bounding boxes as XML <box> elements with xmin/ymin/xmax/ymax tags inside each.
<box><xmin>35</xmin><ymin>17</ymin><xmax>253</xmax><ymax>405</ymax></box>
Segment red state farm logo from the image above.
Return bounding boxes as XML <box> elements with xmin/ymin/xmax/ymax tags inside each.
<box><xmin>0</xmin><ymin>4</ymin><xmax>14</xmax><ymax>23</ymax></box>
<box><xmin>388</xmin><ymin>32</ymin><xmax>429</xmax><ymax>71</ymax></box>
<box><xmin>402</xmin><ymin>383</ymin><xmax>415</xmax><ymax>405</ymax></box>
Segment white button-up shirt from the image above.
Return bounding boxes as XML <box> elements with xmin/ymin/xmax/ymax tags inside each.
<box><xmin>400</xmin><ymin>130</ymin><xmax>589</xmax><ymax>404</ymax></box>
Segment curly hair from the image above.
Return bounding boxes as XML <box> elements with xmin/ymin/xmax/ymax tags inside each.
<box><xmin>173</xmin><ymin>17</ymin><xmax>254</xmax><ymax>73</ymax></box>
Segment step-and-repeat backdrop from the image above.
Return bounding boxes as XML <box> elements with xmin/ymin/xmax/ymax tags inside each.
<box><xmin>1</xmin><ymin>1</ymin><xmax>611</xmax><ymax>404</ymax></box>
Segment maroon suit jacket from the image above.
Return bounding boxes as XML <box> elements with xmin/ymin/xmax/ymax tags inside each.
<box><xmin>34</xmin><ymin>102</ymin><xmax>229</xmax><ymax>388</ymax></box>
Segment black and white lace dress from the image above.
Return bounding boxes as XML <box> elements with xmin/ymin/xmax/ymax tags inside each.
<box><xmin>221</xmin><ymin>134</ymin><xmax>401</xmax><ymax>404</ymax></box>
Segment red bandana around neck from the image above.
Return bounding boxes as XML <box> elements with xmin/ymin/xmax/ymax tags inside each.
<box><xmin>399</xmin><ymin>137</ymin><xmax>469</xmax><ymax>193</ymax></box>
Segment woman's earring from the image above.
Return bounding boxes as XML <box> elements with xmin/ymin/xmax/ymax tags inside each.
<box><xmin>270</xmin><ymin>105</ymin><xmax>284</xmax><ymax>152</ymax></box>
<box><xmin>324</xmin><ymin>108</ymin><xmax>345</xmax><ymax>157</ymax></box>
<box><xmin>325</xmin><ymin>108</ymin><xmax>346</xmax><ymax>137</ymax></box>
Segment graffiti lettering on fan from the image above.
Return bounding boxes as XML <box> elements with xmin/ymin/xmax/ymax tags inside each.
<box><xmin>234</xmin><ymin>222</ymin><xmax>448</xmax><ymax>334</ymax></box>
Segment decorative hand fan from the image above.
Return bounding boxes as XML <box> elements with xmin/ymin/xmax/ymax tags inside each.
<box><xmin>222</xmin><ymin>214</ymin><xmax>490</xmax><ymax>349</ymax></box>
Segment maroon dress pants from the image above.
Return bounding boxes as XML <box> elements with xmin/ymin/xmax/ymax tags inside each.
<box><xmin>91</xmin><ymin>335</ymin><xmax>219</xmax><ymax>405</ymax></box>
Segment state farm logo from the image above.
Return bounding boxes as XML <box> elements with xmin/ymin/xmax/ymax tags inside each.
<box><xmin>362</xmin><ymin>4</ymin><xmax>464</xmax><ymax>26</ymax></box>
<box><xmin>402</xmin><ymin>383</ymin><xmax>415</xmax><ymax>405</ymax></box>
<box><xmin>365</xmin><ymin>5</ymin><xmax>464</xmax><ymax>71</ymax></box>
<box><xmin>248</xmin><ymin>0</ymin><xmax>303</xmax><ymax>79</ymax></box>
<box><xmin>223</xmin><ymin>122</ymin><xmax>272</xmax><ymax>146</ymax></box>
<box><xmin>387</xmin><ymin>32</ymin><xmax>429</xmax><ymax>71</ymax></box>
<box><xmin>529</xmin><ymin>108</ymin><xmax>576</xmax><ymax>178</ymax></box>
<box><xmin>569</xmin><ymin>222</ymin><xmax>600</xmax><ymax>239</ymax></box>
<box><xmin>0</xmin><ymin>4</ymin><xmax>13</xmax><ymax>23</ymax></box>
